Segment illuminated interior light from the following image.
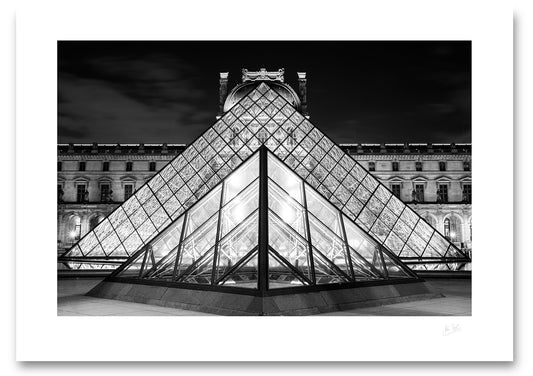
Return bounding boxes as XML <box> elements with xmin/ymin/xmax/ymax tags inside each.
<box><xmin>280</xmin><ymin>204</ymin><xmax>296</xmax><ymax>223</ymax></box>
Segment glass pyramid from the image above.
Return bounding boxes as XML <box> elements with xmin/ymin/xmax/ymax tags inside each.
<box><xmin>108</xmin><ymin>147</ymin><xmax>416</xmax><ymax>290</ymax></box>
<box><xmin>61</xmin><ymin>81</ymin><xmax>469</xmax><ymax>271</ymax></box>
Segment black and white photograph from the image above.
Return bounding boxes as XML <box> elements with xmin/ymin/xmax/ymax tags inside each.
<box><xmin>56</xmin><ymin>41</ymin><xmax>472</xmax><ymax>316</ymax></box>
<box><xmin>13</xmin><ymin>0</ymin><xmax>516</xmax><ymax>364</ymax></box>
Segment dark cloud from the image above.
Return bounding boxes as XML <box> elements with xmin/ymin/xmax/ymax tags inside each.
<box><xmin>58</xmin><ymin>41</ymin><xmax>471</xmax><ymax>144</ymax></box>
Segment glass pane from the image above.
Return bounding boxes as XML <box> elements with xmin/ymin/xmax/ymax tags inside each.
<box><xmin>155</xmin><ymin>184</ymin><xmax>174</xmax><ymax>204</ymax></box>
<box><xmin>393</xmin><ymin>219</ymin><xmax>412</xmax><ymax>242</ymax></box>
<box><xmin>136</xmin><ymin>219</ymin><xmax>157</xmax><ymax>242</ymax></box>
<box><xmin>183</xmin><ymin>185</ymin><xmax>221</xmax><ymax>237</ymax></box>
<box><xmin>115</xmin><ymin>252</ymin><xmax>145</xmax><ymax>277</ymax></box>
<box><xmin>344</xmin><ymin>195</ymin><xmax>364</xmax><ymax>219</ymax></box>
<box><xmin>413</xmin><ymin>219</ymin><xmax>434</xmax><ymax>242</ymax></box>
<box><xmin>374</xmin><ymin>185</ymin><xmax>392</xmax><ymax>205</ymax></box>
<box><xmin>215</xmin><ymin>212</ymin><xmax>258</xmax><ymax>282</ymax></box>
<box><xmin>108</xmin><ymin>207</ymin><xmax>129</xmax><ymax>229</ymax></box>
<box><xmin>312</xmin><ymin>248</ymin><xmax>351</xmax><ymax>285</ymax></box>
<box><xmin>122</xmin><ymin>232</ymin><xmax>143</xmax><ymax>254</ymax></box>
<box><xmin>308</xmin><ymin>215</ymin><xmax>351</xmax><ymax>278</ymax></box>
<box><xmin>217</xmin><ymin>250</ymin><xmax>258</xmax><ymax>289</ymax></box>
<box><xmin>94</xmin><ymin>218</ymin><xmax>114</xmax><ymax>242</ymax></box>
<box><xmin>356</xmin><ymin>207</ymin><xmax>378</xmax><ymax>231</ymax></box>
<box><xmin>445</xmin><ymin>245</ymin><xmax>465</xmax><ymax>258</ymax></box>
<box><xmin>367</xmin><ymin>195</ymin><xmax>386</xmax><ymax>217</ymax></box>
<box><xmin>179</xmin><ymin>247</ymin><xmax>215</xmax><ymax>285</ymax></box>
<box><xmin>343</xmin><ymin>215</ymin><xmax>386</xmax><ymax>275</ymax></box>
<box><xmin>268</xmin><ymin>251</ymin><xmax>306</xmax><ymax>289</ymax></box>
<box><xmin>267</xmin><ymin>153</ymin><xmax>304</xmax><ymax>204</ymax></box>
<box><xmin>150</xmin><ymin>216</ymin><xmax>184</xmax><ymax>264</ymax></box>
<box><xmin>223</xmin><ymin>152</ymin><xmax>259</xmax><ymax>203</ymax></box>
<box><xmin>150</xmin><ymin>207</ymin><xmax>170</xmax><ymax>230</ymax></box>
<box><xmin>381</xmin><ymin>252</ymin><xmax>414</xmax><ymax>278</ymax></box>
<box><xmin>84</xmin><ymin>243</ymin><xmax>105</xmax><ymax>257</ymax></box>
<box><xmin>406</xmin><ymin>231</ymin><xmax>426</xmax><ymax>255</ymax></box>
<box><xmin>268</xmin><ymin>180</ymin><xmax>307</xmax><ymax>237</ymax></box>
<box><xmin>175</xmin><ymin>214</ymin><xmax>218</xmax><ymax>279</ymax></box>
<box><xmin>400</xmin><ymin>244</ymin><xmax>419</xmax><ymax>258</ymax></box>
<box><xmin>370</xmin><ymin>219</ymin><xmax>390</xmax><ymax>242</ymax></box>
<box><xmin>386</xmin><ymin>195</ymin><xmax>404</xmax><ymax>217</ymax></box>
<box><xmin>428</xmin><ymin>233</ymin><xmax>449</xmax><ymax>256</ymax></box>
<box><xmin>384</xmin><ymin>231</ymin><xmax>405</xmax><ymax>254</ymax></box>
<box><xmin>100</xmin><ymin>232</ymin><xmax>120</xmax><ymax>256</ymax></box>
<box><xmin>400</xmin><ymin>207</ymin><xmax>419</xmax><ymax>228</ymax></box>
<box><xmin>219</xmin><ymin>179</ymin><xmax>259</xmax><ymax>237</ymax></box>
<box><xmin>355</xmin><ymin>184</ymin><xmax>372</xmax><ymax>202</ymax></box>
<box><xmin>268</xmin><ymin>211</ymin><xmax>312</xmax><ymax>282</ymax></box>
<box><xmin>378</xmin><ymin>207</ymin><xmax>398</xmax><ymax>230</ymax></box>
<box><xmin>77</xmin><ymin>232</ymin><xmax>100</xmax><ymax>256</ymax></box>
<box><xmin>305</xmin><ymin>186</ymin><xmax>343</xmax><ymax>237</ymax></box>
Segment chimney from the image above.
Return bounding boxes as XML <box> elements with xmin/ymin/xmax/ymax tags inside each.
<box><xmin>218</xmin><ymin>72</ymin><xmax>229</xmax><ymax>118</ymax></box>
<box><xmin>297</xmin><ymin>72</ymin><xmax>309</xmax><ymax>117</ymax></box>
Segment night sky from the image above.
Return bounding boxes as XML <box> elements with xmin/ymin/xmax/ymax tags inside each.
<box><xmin>58</xmin><ymin>41</ymin><xmax>471</xmax><ymax>145</ymax></box>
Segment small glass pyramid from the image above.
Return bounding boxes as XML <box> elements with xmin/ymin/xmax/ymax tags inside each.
<box><xmin>61</xmin><ymin>81</ymin><xmax>469</xmax><ymax>271</ymax></box>
<box><xmin>108</xmin><ymin>148</ymin><xmax>416</xmax><ymax>290</ymax></box>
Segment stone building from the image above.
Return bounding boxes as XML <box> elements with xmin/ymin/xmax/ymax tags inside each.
<box><xmin>57</xmin><ymin>142</ymin><xmax>471</xmax><ymax>254</ymax></box>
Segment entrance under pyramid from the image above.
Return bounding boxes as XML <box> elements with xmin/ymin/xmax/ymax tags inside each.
<box><xmin>61</xmin><ymin>68</ymin><xmax>470</xmax><ymax>314</ymax></box>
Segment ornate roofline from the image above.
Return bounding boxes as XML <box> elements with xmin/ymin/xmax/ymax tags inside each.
<box><xmin>242</xmin><ymin>68</ymin><xmax>284</xmax><ymax>82</ymax></box>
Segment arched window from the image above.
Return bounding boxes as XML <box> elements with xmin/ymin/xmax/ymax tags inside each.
<box><xmin>67</xmin><ymin>215</ymin><xmax>82</xmax><ymax>243</ymax></box>
<box><xmin>444</xmin><ymin>216</ymin><xmax>462</xmax><ymax>243</ymax></box>
<box><xmin>444</xmin><ymin>218</ymin><xmax>451</xmax><ymax>239</ymax></box>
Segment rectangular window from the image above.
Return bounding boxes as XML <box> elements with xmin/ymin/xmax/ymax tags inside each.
<box><xmin>392</xmin><ymin>161</ymin><xmax>399</xmax><ymax>171</ymax></box>
<box><xmin>58</xmin><ymin>161</ymin><xmax>62</xmax><ymax>171</ymax></box>
<box><xmin>439</xmin><ymin>161</ymin><xmax>446</xmax><ymax>171</ymax></box>
<box><xmin>103</xmin><ymin>161</ymin><xmax>109</xmax><ymax>171</ymax></box>
<box><xmin>415</xmin><ymin>184</ymin><xmax>424</xmax><ymax>202</ymax></box>
<box><xmin>124</xmin><ymin>184</ymin><xmax>134</xmax><ymax>200</ymax></box>
<box><xmin>368</xmin><ymin>161</ymin><xmax>375</xmax><ymax>171</ymax></box>
<box><xmin>57</xmin><ymin>184</ymin><xmax>63</xmax><ymax>202</ymax></box>
<box><xmin>415</xmin><ymin>161</ymin><xmax>422</xmax><ymax>171</ymax></box>
<box><xmin>463</xmin><ymin>184</ymin><xmax>472</xmax><ymax>203</ymax></box>
<box><xmin>76</xmin><ymin>184</ymin><xmax>86</xmax><ymax>203</ymax></box>
<box><xmin>438</xmin><ymin>184</ymin><xmax>449</xmax><ymax>203</ymax></box>
<box><xmin>391</xmin><ymin>184</ymin><xmax>401</xmax><ymax>198</ymax></box>
<box><xmin>463</xmin><ymin>161</ymin><xmax>471</xmax><ymax>171</ymax></box>
<box><xmin>79</xmin><ymin>161</ymin><xmax>86</xmax><ymax>171</ymax></box>
<box><xmin>149</xmin><ymin>161</ymin><xmax>156</xmax><ymax>171</ymax></box>
<box><xmin>126</xmin><ymin>161</ymin><xmax>133</xmax><ymax>171</ymax></box>
<box><xmin>100</xmin><ymin>184</ymin><xmax>110</xmax><ymax>202</ymax></box>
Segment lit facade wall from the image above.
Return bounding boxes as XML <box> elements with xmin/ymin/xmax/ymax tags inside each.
<box><xmin>57</xmin><ymin>142</ymin><xmax>471</xmax><ymax>252</ymax></box>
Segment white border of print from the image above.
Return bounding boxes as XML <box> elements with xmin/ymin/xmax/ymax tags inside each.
<box><xmin>16</xmin><ymin>0</ymin><xmax>512</xmax><ymax>362</ymax></box>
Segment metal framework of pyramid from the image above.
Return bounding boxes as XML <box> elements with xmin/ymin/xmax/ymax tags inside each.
<box><xmin>106</xmin><ymin>147</ymin><xmax>417</xmax><ymax>292</ymax></box>
<box><xmin>61</xmin><ymin>81</ymin><xmax>470</xmax><ymax>272</ymax></box>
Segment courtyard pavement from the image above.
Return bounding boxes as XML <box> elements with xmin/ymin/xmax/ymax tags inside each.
<box><xmin>57</xmin><ymin>277</ymin><xmax>471</xmax><ymax>316</ymax></box>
